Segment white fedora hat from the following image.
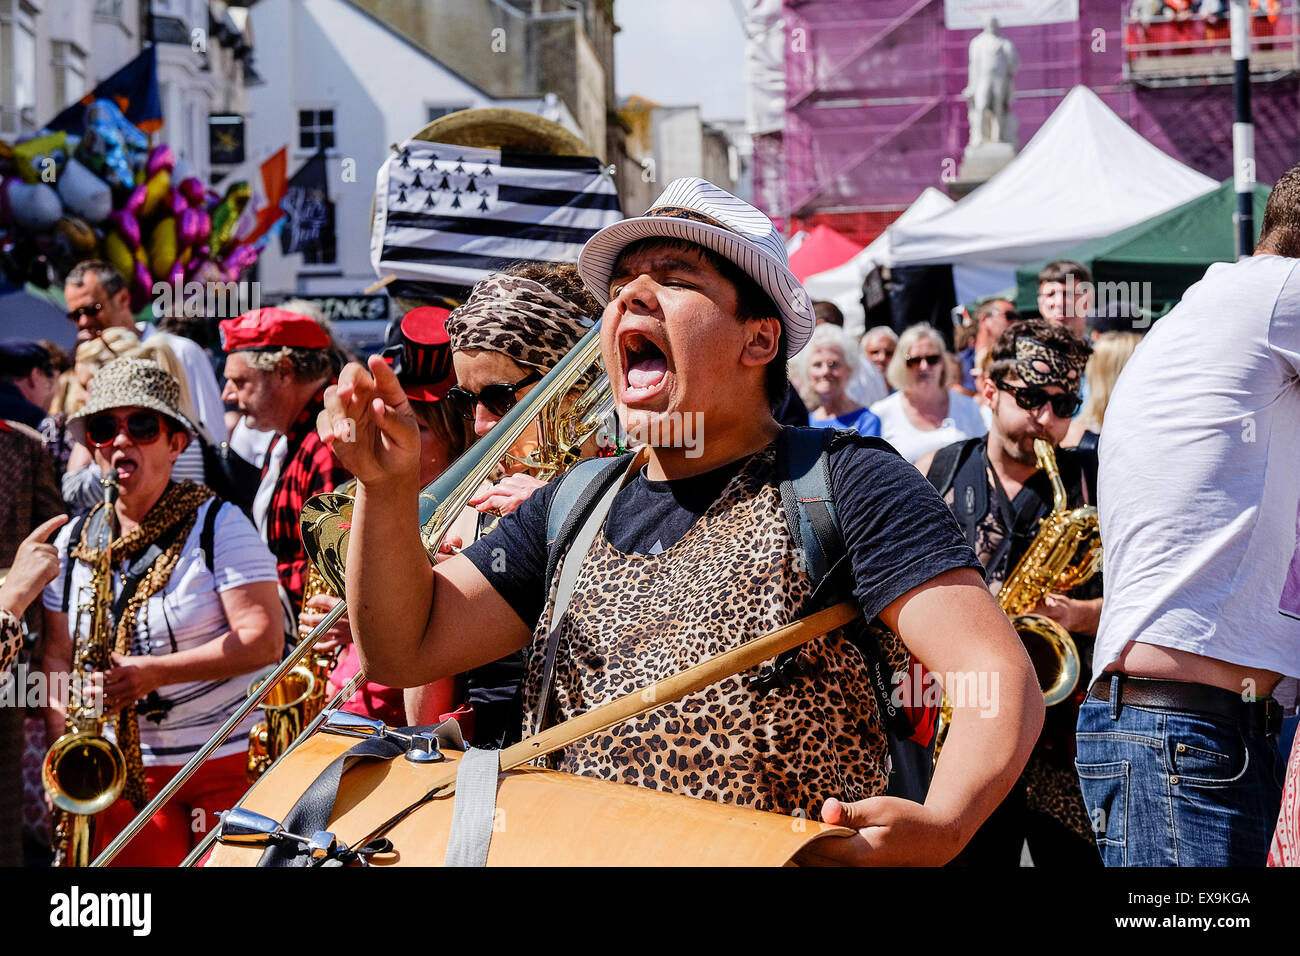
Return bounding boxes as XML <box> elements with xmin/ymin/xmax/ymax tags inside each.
<box><xmin>577</xmin><ymin>178</ymin><xmax>815</xmax><ymax>357</ymax></box>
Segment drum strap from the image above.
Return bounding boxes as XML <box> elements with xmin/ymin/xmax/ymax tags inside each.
<box><xmin>442</xmin><ymin>747</ymin><xmax>501</xmax><ymax>867</ymax></box>
<box><xmin>258</xmin><ymin>719</ymin><xmax>466</xmax><ymax>867</ymax></box>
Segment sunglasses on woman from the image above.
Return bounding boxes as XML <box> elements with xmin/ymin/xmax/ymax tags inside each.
<box><xmin>85</xmin><ymin>410</ymin><xmax>166</xmax><ymax>448</ymax></box>
<box><xmin>445</xmin><ymin>370</ymin><xmax>542</xmax><ymax>421</ymax></box>
<box><xmin>995</xmin><ymin>380</ymin><xmax>1082</xmax><ymax>418</ymax></box>
<box><xmin>905</xmin><ymin>354</ymin><xmax>943</xmax><ymax>369</ymax></box>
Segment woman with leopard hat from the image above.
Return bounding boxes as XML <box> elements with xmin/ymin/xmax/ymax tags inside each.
<box><xmin>41</xmin><ymin>357</ymin><xmax>282</xmax><ymax>866</ymax></box>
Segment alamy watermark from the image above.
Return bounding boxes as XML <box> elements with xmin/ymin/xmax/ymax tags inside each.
<box><xmin>891</xmin><ymin>664</ymin><xmax>1000</xmax><ymax>718</ymax></box>
<box><xmin>150</xmin><ymin>278</ymin><xmax>261</xmax><ymax>320</ymax></box>
<box><xmin>1048</xmin><ymin>276</ymin><xmax>1153</xmax><ymax>328</ymax></box>
<box><xmin>604</xmin><ymin>411</ymin><xmax>705</xmax><ymax>458</ymax></box>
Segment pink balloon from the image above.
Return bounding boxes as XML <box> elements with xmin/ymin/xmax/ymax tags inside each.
<box><xmin>109</xmin><ymin>209</ymin><xmax>141</xmax><ymax>248</ymax></box>
<box><xmin>170</xmin><ymin>188</ymin><xmax>188</xmax><ymax>220</ymax></box>
<box><xmin>125</xmin><ymin>183</ymin><xmax>148</xmax><ymax>215</ymax></box>
<box><xmin>179</xmin><ymin>207</ymin><xmax>206</xmax><ymax>247</ymax></box>
<box><xmin>222</xmin><ymin>243</ymin><xmax>259</xmax><ymax>277</ymax></box>
<box><xmin>179</xmin><ymin>177</ymin><xmax>206</xmax><ymax>206</ymax></box>
<box><xmin>146</xmin><ymin>144</ymin><xmax>175</xmax><ymax>179</ymax></box>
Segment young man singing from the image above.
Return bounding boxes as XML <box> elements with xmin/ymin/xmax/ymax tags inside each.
<box><xmin>318</xmin><ymin>178</ymin><xmax>1043</xmax><ymax>865</ymax></box>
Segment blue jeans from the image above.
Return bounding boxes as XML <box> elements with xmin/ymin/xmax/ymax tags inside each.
<box><xmin>1075</xmin><ymin>693</ymin><xmax>1285</xmax><ymax>867</ymax></box>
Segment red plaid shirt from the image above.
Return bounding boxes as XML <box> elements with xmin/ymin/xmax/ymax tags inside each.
<box><xmin>266</xmin><ymin>391</ymin><xmax>350</xmax><ymax>618</ymax></box>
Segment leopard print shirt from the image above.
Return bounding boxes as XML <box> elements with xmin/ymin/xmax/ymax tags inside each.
<box><xmin>1</xmin><ymin>609</ymin><xmax>21</xmax><ymax>678</ymax></box>
<box><xmin>520</xmin><ymin>447</ymin><xmax>910</xmax><ymax>819</ymax></box>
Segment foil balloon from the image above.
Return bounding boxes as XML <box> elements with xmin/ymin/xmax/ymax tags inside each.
<box><xmin>148</xmin><ymin>216</ymin><xmax>178</xmax><ymax>279</ymax></box>
<box><xmin>55</xmin><ymin>216</ymin><xmax>98</xmax><ymax>255</ymax></box>
<box><xmin>146</xmin><ymin>144</ymin><xmax>175</xmax><ymax>179</ymax></box>
<box><xmin>207</xmin><ymin>181</ymin><xmax>251</xmax><ymax>257</ymax></box>
<box><xmin>56</xmin><ymin>158</ymin><xmax>114</xmax><ymax>223</ymax></box>
<box><xmin>108</xmin><ymin>208</ymin><xmax>141</xmax><ymax>248</ymax></box>
<box><xmin>103</xmin><ymin>230</ymin><xmax>135</xmax><ymax>279</ymax></box>
<box><xmin>4</xmin><ymin>179</ymin><xmax>63</xmax><ymax>231</ymax></box>
<box><xmin>178</xmin><ymin>177</ymin><xmax>206</xmax><ymax>207</ymax></box>
<box><xmin>12</xmin><ymin>131</ymin><xmax>68</xmax><ymax>184</ymax></box>
<box><xmin>222</xmin><ymin>242</ymin><xmax>259</xmax><ymax>278</ymax></box>
<box><xmin>178</xmin><ymin>206</ymin><xmax>207</xmax><ymax>247</ymax></box>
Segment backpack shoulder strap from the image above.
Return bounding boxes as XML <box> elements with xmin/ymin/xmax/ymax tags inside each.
<box><xmin>60</xmin><ymin>514</ymin><xmax>90</xmax><ymax>614</ymax></box>
<box><xmin>776</xmin><ymin>426</ymin><xmax>844</xmax><ymax>594</ymax></box>
<box><xmin>543</xmin><ymin>455</ymin><xmax>631</xmax><ymax>587</ymax></box>
<box><xmin>925</xmin><ymin>437</ymin><xmax>979</xmax><ymax>497</ymax></box>
<box><xmin>534</xmin><ymin>453</ymin><xmax>638</xmax><ymax>736</ymax></box>
<box><xmin>200</xmin><ymin>498</ymin><xmax>222</xmax><ymax>574</ymax></box>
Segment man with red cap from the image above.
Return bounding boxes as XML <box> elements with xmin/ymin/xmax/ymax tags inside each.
<box><xmin>219</xmin><ymin>307</ymin><xmax>350</xmax><ymax>636</ymax></box>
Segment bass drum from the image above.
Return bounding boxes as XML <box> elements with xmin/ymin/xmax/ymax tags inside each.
<box><xmin>207</xmin><ymin>730</ymin><xmax>853</xmax><ymax>867</ymax></box>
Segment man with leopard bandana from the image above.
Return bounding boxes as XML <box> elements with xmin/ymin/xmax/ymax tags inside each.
<box><xmin>917</xmin><ymin>319</ymin><xmax>1099</xmax><ymax>867</ymax></box>
<box><xmin>320</xmin><ymin>178</ymin><xmax>1045</xmax><ymax>865</ymax></box>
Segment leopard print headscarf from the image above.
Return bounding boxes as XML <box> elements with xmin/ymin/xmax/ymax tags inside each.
<box><xmin>1015</xmin><ymin>336</ymin><xmax>1088</xmax><ymax>390</ymax></box>
<box><xmin>445</xmin><ymin>273</ymin><xmax>597</xmax><ymax>385</ymax></box>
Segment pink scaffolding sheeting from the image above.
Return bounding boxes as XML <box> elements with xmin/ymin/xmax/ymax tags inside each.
<box><xmin>764</xmin><ymin>0</ymin><xmax>1300</xmax><ymax>241</ymax></box>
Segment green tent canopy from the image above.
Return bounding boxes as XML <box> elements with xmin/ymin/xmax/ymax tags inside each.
<box><xmin>1013</xmin><ymin>180</ymin><xmax>1272</xmax><ymax>320</ymax></box>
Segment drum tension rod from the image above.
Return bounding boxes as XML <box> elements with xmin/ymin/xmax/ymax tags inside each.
<box><xmin>320</xmin><ymin>710</ymin><xmax>444</xmax><ymax>763</ymax></box>
<box><xmin>217</xmin><ymin>808</ymin><xmax>394</xmax><ymax>866</ymax></box>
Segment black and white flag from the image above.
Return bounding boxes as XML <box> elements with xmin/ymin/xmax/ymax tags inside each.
<box><xmin>370</xmin><ymin>139</ymin><xmax>622</xmax><ymax>300</ymax></box>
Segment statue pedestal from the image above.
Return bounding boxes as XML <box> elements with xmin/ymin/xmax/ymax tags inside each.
<box><xmin>953</xmin><ymin>142</ymin><xmax>1016</xmax><ymax>197</ymax></box>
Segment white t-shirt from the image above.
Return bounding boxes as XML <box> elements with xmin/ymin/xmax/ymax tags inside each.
<box><xmin>43</xmin><ymin>499</ymin><xmax>279</xmax><ymax>765</ymax></box>
<box><xmin>1093</xmin><ymin>255</ymin><xmax>1300</xmax><ymax>681</ymax></box>
<box><xmin>870</xmin><ymin>389</ymin><xmax>989</xmax><ymax>463</ymax></box>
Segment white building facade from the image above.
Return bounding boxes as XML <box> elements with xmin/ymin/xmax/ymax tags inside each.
<box><xmin>245</xmin><ymin>0</ymin><xmax>582</xmax><ymax>301</ymax></box>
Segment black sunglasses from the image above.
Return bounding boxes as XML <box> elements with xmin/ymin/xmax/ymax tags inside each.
<box><xmin>67</xmin><ymin>302</ymin><xmax>104</xmax><ymax>323</ymax></box>
<box><xmin>445</xmin><ymin>370</ymin><xmax>542</xmax><ymax>421</ymax></box>
<box><xmin>995</xmin><ymin>380</ymin><xmax>1082</xmax><ymax>418</ymax></box>
<box><xmin>85</xmin><ymin>410</ymin><xmax>165</xmax><ymax>448</ymax></box>
<box><xmin>905</xmin><ymin>354</ymin><xmax>943</xmax><ymax>369</ymax></box>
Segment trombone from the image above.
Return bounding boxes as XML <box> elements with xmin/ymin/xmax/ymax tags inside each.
<box><xmin>93</xmin><ymin>324</ymin><xmax>611</xmax><ymax>866</ymax></box>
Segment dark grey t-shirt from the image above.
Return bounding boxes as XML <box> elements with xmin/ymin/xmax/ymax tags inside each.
<box><xmin>464</xmin><ymin>436</ymin><xmax>983</xmax><ymax>631</ymax></box>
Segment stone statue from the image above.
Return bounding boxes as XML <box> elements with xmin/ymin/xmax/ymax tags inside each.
<box><xmin>962</xmin><ymin>17</ymin><xmax>1019</xmax><ymax>152</ymax></box>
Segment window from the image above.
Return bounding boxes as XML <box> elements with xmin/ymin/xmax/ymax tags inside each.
<box><xmin>52</xmin><ymin>42</ymin><xmax>87</xmax><ymax>113</ymax></box>
<box><xmin>0</xmin><ymin>0</ymin><xmax>37</xmax><ymax>137</ymax></box>
<box><xmin>298</xmin><ymin>109</ymin><xmax>335</xmax><ymax>152</ymax></box>
<box><xmin>427</xmin><ymin>104</ymin><xmax>470</xmax><ymax>123</ymax></box>
<box><xmin>94</xmin><ymin>0</ymin><xmax>124</xmax><ymax>20</ymax></box>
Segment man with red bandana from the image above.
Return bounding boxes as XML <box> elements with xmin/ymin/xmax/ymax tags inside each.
<box><xmin>219</xmin><ymin>308</ymin><xmax>350</xmax><ymax>640</ymax></box>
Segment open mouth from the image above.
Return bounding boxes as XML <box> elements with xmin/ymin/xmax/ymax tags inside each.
<box><xmin>620</xmin><ymin>329</ymin><xmax>669</xmax><ymax>402</ymax></box>
<box><xmin>111</xmin><ymin>455</ymin><xmax>139</xmax><ymax>480</ymax></box>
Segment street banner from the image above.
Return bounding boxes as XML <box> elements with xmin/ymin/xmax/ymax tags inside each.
<box><xmin>944</xmin><ymin>0</ymin><xmax>1078</xmax><ymax>30</ymax></box>
<box><xmin>371</xmin><ymin>139</ymin><xmax>621</xmax><ymax>300</ymax></box>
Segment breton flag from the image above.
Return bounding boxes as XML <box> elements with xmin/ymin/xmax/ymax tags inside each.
<box><xmin>370</xmin><ymin>139</ymin><xmax>622</xmax><ymax>303</ymax></box>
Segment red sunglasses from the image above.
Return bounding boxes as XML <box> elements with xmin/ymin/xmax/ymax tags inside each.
<box><xmin>85</xmin><ymin>411</ymin><xmax>166</xmax><ymax>448</ymax></box>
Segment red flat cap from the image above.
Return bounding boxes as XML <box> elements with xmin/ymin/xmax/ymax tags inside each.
<box><xmin>219</xmin><ymin>307</ymin><xmax>330</xmax><ymax>352</ymax></box>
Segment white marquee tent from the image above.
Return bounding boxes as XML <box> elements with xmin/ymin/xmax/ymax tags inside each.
<box><xmin>889</xmin><ymin>86</ymin><xmax>1218</xmax><ymax>304</ymax></box>
<box><xmin>802</xmin><ymin>187</ymin><xmax>955</xmax><ymax>337</ymax></box>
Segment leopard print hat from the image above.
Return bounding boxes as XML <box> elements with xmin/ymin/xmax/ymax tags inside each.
<box><xmin>445</xmin><ymin>272</ymin><xmax>596</xmax><ymax>378</ymax></box>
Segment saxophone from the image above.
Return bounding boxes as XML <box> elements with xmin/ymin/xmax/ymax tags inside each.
<box><xmin>42</xmin><ymin>474</ymin><xmax>128</xmax><ymax>867</ymax></box>
<box><xmin>245</xmin><ymin>481</ymin><xmax>355</xmax><ymax>781</ymax></box>
<box><xmin>999</xmin><ymin>439</ymin><xmax>1102</xmax><ymax>706</ymax></box>
<box><xmin>934</xmin><ymin>440</ymin><xmax>1101</xmax><ymax>758</ymax></box>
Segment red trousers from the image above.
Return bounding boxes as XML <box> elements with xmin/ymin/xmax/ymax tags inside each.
<box><xmin>91</xmin><ymin>751</ymin><xmax>249</xmax><ymax>867</ymax></box>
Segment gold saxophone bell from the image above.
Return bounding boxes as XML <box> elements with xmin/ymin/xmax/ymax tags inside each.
<box><xmin>246</xmin><ymin>665</ymin><xmax>317</xmax><ymax>782</ymax></box>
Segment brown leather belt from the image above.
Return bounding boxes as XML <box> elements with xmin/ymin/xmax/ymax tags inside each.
<box><xmin>1089</xmin><ymin>675</ymin><xmax>1284</xmax><ymax>736</ymax></box>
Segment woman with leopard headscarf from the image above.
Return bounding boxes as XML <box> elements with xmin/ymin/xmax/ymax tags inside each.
<box><xmin>40</xmin><ymin>358</ymin><xmax>282</xmax><ymax>867</ymax></box>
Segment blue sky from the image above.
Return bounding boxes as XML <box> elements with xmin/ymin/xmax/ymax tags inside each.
<box><xmin>614</xmin><ymin>0</ymin><xmax>748</xmax><ymax>121</ymax></box>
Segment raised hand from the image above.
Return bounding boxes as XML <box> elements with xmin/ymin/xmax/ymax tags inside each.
<box><xmin>318</xmin><ymin>355</ymin><xmax>421</xmax><ymax>487</ymax></box>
